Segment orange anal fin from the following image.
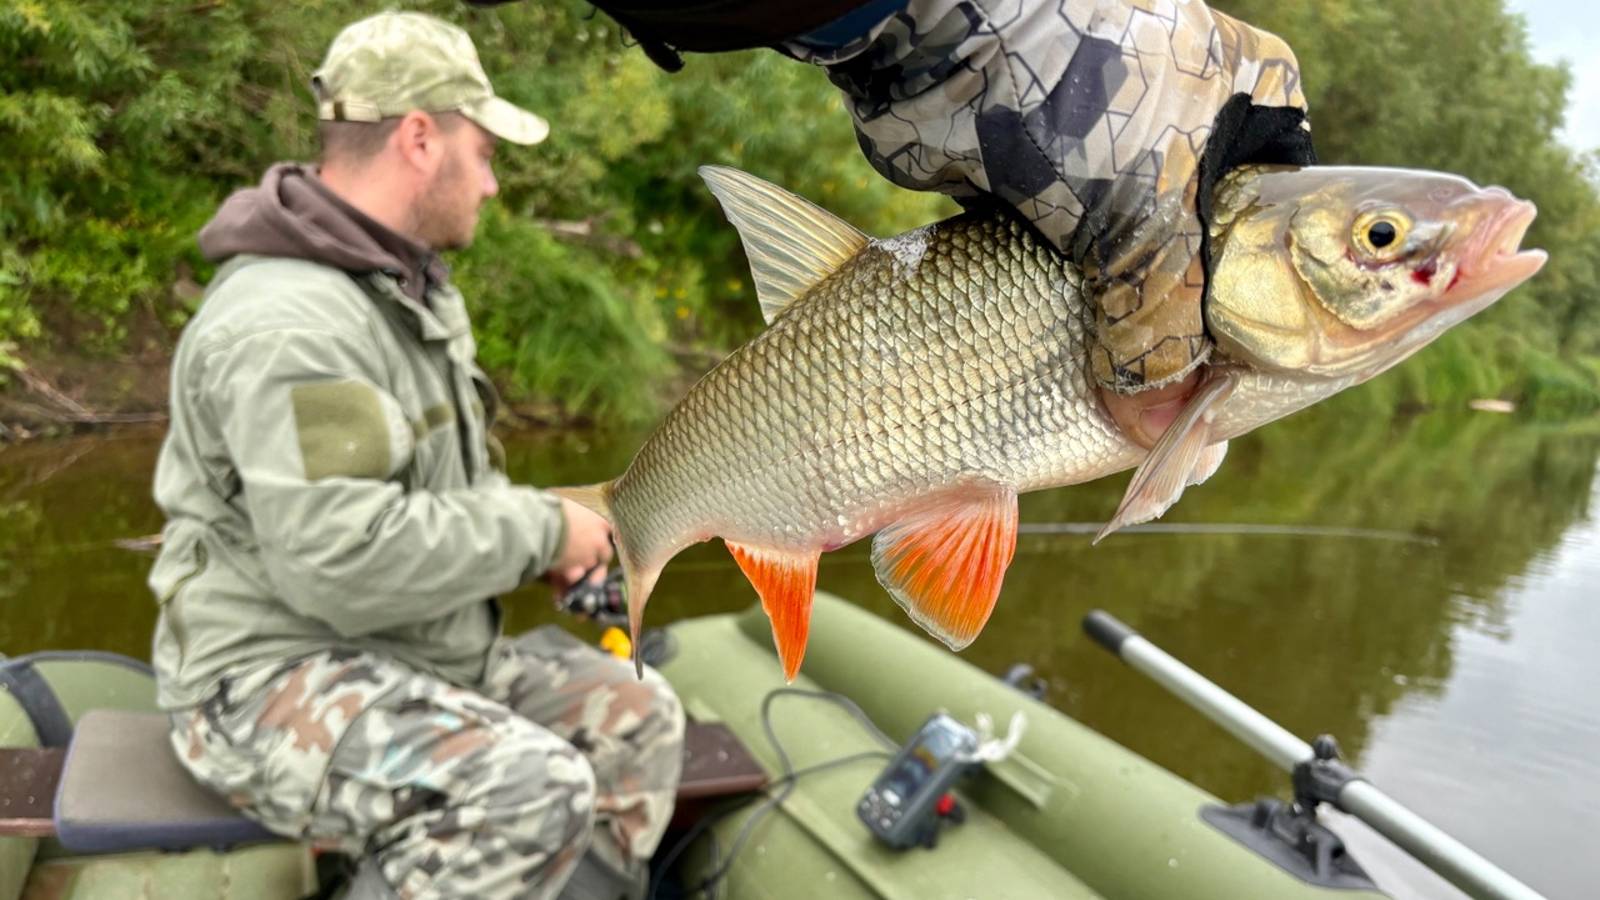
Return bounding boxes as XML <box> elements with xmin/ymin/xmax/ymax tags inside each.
<box><xmin>726</xmin><ymin>541</ymin><xmax>820</xmax><ymax>683</ymax></box>
<box><xmin>869</xmin><ymin>481</ymin><xmax>1018</xmax><ymax>651</ymax></box>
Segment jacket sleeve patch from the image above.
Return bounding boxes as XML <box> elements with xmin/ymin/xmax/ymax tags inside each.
<box><xmin>423</xmin><ymin>402</ymin><xmax>456</xmax><ymax>433</ymax></box>
<box><xmin>290</xmin><ymin>380</ymin><xmax>408</xmax><ymax>481</ymax></box>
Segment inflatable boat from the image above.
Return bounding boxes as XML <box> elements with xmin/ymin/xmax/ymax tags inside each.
<box><xmin>0</xmin><ymin>593</ymin><xmax>1411</xmax><ymax>899</ymax></box>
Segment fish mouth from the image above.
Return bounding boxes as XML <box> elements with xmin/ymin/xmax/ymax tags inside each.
<box><xmin>1404</xmin><ymin>197</ymin><xmax>1545</xmax><ymax>340</ymax></box>
<box><xmin>1446</xmin><ymin>196</ymin><xmax>1546</xmax><ymax>300</ymax></box>
<box><xmin>1206</xmin><ymin>170</ymin><xmax>1547</xmax><ymax>384</ymax></box>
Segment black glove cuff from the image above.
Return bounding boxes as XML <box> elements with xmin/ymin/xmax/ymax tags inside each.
<box><xmin>1196</xmin><ymin>93</ymin><xmax>1318</xmax><ymax>242</ymax></box>
<box><xmin>537</xmin><ymin>0</ymin><xmax>896</xmax><ymax>72</ymax></box>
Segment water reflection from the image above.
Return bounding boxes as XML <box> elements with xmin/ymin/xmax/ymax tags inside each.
<box><xmin>0</xmin><ymin>431</ymin><xmax>168</xmax><ymax>656</ymax></box>
<box><xmin>0</xmin><ymin>406</ymin><xmax>1596</xmax><ymax>896</ymax></box>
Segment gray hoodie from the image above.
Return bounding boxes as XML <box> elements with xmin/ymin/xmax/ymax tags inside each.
<box><xmin>198</xmin><ymin>162</ymin><xmax>444</xmax><ymax>303</ymax></box>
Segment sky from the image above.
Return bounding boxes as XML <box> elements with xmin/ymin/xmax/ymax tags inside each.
<box><xmin>1507</xmin><ymin>0</ymin><xmax>1600</xmax><ymax>152</ymax></box>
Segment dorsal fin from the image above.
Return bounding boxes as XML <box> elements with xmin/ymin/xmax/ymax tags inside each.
<box><xmin>699</xmin><ymin>165</ymin><xmax>869</xmax><ymax>324</ymax></box>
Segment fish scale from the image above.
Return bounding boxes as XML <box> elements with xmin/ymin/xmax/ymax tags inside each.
<box><xmin>612</xmin><ymin>214</ymin><xmax>1121</xmax><ymax>567</ymax></box>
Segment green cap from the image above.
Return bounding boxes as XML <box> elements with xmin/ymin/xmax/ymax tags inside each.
<box><xmin>313</xmin><ymin>11</ymin><xmax>548</xmax><ymax>145</ymax></box>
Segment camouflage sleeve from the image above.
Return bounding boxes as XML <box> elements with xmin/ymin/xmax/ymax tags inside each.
<box><xmin>786</xmin><ymin>0</ymin><xmax>1310</xmax><ymax>391</ymax></box>
<box><xmin>199</xmin><ymin>328</ymin><xmax>566</xmax><ymax>636</ymax></box>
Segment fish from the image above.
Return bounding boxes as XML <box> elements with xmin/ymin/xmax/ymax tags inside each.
<box><xmin>557</xmin><ymin>164</ymin><xmax>1546</xmax><ymax>679</ymax></box>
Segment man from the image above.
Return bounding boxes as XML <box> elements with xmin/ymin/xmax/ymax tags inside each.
<box><xmin>477</xmin><ymin>0</ymin><xmax>1315</xmax><ymax>448</ymax></box>
<box><xmin>149</xmin><ymin>12</ymin><xmax>683</xmax><ymax>899</ymax></box>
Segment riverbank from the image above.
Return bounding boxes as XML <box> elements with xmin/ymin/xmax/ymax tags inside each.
<box><xmin>0</xmin><ymin>355</ymin><xmax>169</xmax><ymax>442</ymax></box>
<box><xmin>0</xmin><ymin>350</ymin><xmax>606</xmax><ymax>444</ymax></box>
<box><xmin>5</xmin><ymin>343</ymin><xmax>1597</xmax><ymax>445</ymax></box>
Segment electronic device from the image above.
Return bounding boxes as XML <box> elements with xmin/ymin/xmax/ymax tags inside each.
<box><xmin>857</xmin><ymin>712</ymin><xmax>979</xmax><ymax>849</ymax></box>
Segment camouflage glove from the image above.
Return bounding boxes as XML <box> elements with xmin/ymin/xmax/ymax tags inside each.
<box><xmin>787</xmin><ymin>0</ymin><xmax>1314</xmax><ymax>392</ymax></box>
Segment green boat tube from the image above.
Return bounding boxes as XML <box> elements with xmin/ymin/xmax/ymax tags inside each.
<box><xmin>656</xmin><ymin>593</ymin><xmax>1385</xmax><ymax>900</ymax></box>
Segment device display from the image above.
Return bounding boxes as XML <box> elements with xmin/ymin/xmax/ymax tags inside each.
<box><xmin>857</xmin><ymin>712</ymin><xmax>979</xmax><ymax>849</ymax></box>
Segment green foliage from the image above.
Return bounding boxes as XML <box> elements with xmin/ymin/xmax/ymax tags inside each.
<box><xmin>457</xmin><ymin>208</ymin><xmax>675</xmax><ymax>423</ymax></box>
<box><xmin>0</xmin><ymin>0</ymin><xmax>949</xmax><ymax>421</ymax></box>
<box><xmin>0</xmin><ymin>0</ymin><xmax>309</xmax><ymax>350</ymax></box>
<box><xmin>0</xmin><ymin>0</ymin><xmax>1594</xmax><ymax>421</ymax></box>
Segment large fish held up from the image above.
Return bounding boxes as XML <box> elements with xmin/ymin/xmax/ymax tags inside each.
<box><xmin>558</xmin><ymin>164</ymin><xmax>1546</xmax><ymax>679</ymax></box>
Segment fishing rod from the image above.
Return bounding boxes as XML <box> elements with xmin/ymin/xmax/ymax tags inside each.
<box><xmin>1020</xmin><ymin>522</ymin><xmax>1438</xmax><ymax>544</ymax></box>
<box><xmin>110</xmin><ymin>521</ymin><xmax>1436</xmax><ymax>555</ymax></box>
<box><xmin>1082</xmin><ymin>610</ymin><xmax>1545</xmax><ymax>900</ymax></box>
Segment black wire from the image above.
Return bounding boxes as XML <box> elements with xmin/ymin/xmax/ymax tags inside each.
<box><xmin>647</xmin><ymin>794</ymin><xmax>754</xmax><ymax>900</ymax></box>
<box><xmin>687</xmin><ymin>689</ymin><xmax>895</xmax><ymax>895</ymax></box>
<box><xmin>687</xmin><ymin>688</ymin><xmax>900</xmax><ymax>896</ymax></box>
<box><xmin>647</xmin><ymin>688</ymin><xmax>898</xmax><ymax>900</ymax></box>
<box><xmin>646</xmin><ymin>748</ymin><xmax>892</xmax><ymax>899</ymax></box>
<box><xmin>703</xmin><ymin>826</ymin><xmax>722</xmax><ymax>900</ymax></box>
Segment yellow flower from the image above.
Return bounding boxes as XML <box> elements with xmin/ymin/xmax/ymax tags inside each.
<box><xmin>676</xmin><ymin>305</ymin><xmax>691</xmax><ymax>320</ymax></box>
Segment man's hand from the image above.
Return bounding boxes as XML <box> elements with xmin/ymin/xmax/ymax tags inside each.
<box><xmin>547</xmin><ymin>497</ymin><xmax>613</xmax><ymax>592</ymax></box>
<box><xmin>488</xmin><ymin>0</ymin><xmax>1312</xmax><ymax>443</ymax></box>
<box><xmin>787</xmin><ymin>0</ymin><xmax>1314</xmax><ymax>402</ymax></box>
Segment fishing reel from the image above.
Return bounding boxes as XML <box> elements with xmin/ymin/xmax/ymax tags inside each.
<box><xmin>556</xmin><ymin>566</ymin><xmax>679</xmax><ymax>668</ymax></box>
<box><xmin>556</xmin><ymin>564</ymin><xmax>628</xmax><ymax>627</ymax></box>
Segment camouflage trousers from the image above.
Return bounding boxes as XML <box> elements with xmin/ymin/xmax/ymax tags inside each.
<box><xmin>169</xmin><ymin>626</ymin><xmax>685</xmax><ymax>899</ymax></box>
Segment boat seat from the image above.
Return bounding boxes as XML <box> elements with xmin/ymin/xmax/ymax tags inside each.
<box><xmin>53</xmin><ymin>709</ymin><xmax>277</xmax><ymax>854</ymax></box>
<box><xmin>30</xmin><ymin>708</ymin><xmax>763</xmax><ymax>856</ymax></box>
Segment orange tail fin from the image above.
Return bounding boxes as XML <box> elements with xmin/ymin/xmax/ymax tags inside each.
<box><xmin>726</xmin><ymin>541</ymin><xmax>820</xmax><ymax>682</ymax></box>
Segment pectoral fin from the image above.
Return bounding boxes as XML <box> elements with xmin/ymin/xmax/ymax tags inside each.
<box><xmin>1095</xmin><ymin>370</ymin><xmax>1238</xmax><ymax>544</ymax></box>
<box><xmin>1188</xmin><ymin>440</ymin><xmax>1229</xmax><ymax>487</ymax></box>
<box><xmin>726</xmin><ymin>541</ymin><xmax>820</xmax><ymax>682</ymax></box>
<box><xmin>870</xmin><ymin>481</ymin><xmax>1019</xmax><ymax>651</ymax></box>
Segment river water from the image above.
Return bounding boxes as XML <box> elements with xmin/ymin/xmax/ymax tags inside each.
<box><xmin>1</xmin><ymin>405</ymin><xmax>1596</xmax><ymax>898</ymax></box>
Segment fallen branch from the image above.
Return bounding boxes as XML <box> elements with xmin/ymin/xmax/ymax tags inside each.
<box><xmin>1</xmin><ymin>397</ymin><xmax>166</xmax><ymax>426</ymax></box>
<box><xmin>15</xmin><ymin>365</ymin><xmax>93</xmax><ymax>419</ymax></box>
<box><xmin>4</xmin><ymin>364</ymin><xmax>168</xmax><ymax>427</ymax></box>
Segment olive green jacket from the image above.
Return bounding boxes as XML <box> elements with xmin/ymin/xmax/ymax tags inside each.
<box><xmin>148</xmin><ymin>255</ymin><xmax>566</xmax><ymax>709</ymax></box>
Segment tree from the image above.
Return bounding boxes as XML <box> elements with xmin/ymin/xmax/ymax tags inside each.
<box><xmin>0</xmin><ymin>0</ymin><xmax>1594</xmax><ymax>422</ymax></box>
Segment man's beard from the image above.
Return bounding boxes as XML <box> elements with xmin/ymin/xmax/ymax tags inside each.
<box><xmin>412</xmin><ymin>153</ymin><xmax>477</xmax><ymax>251</ymax></box>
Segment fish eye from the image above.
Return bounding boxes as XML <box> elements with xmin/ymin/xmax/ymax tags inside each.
<box><xmin>1354</xmin><ymin>211</ymin><xmax>1411</xmax><ymax>259</ymax></box>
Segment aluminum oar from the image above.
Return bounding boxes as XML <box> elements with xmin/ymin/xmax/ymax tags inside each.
<box><xmin>1083</xmin><ymin>609</ymin><xmax>1545</xmax><ymax>900</ymax></box>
